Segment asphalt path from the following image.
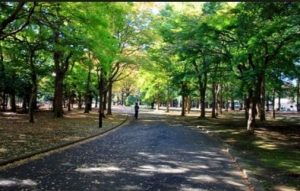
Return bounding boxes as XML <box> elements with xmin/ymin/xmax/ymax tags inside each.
<box><xmin>0</xmin><ymin>113</ymin><xmax>249</xmax><ymax>191</ymax></box>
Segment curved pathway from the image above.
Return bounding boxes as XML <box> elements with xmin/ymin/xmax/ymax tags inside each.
<box><xmin>0</xmin><ymin>113</ymin><xmax>249</xmax><ymax>191</ymax></box>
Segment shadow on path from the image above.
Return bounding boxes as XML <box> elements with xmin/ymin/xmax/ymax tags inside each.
<box><xmin>0</xmin><ymin>113</ymin><xmax>249</xmax><ymax>191</ymax></box>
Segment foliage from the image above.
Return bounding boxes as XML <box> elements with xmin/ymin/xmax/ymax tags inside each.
<box><xmin>0</xmin><ymin>2</ymin><xmax>299</xmax><ymax>123</ymax></box>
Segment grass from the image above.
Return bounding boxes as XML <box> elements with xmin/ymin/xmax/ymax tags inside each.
<box><xmin>165</xmin><ymin>110</ymin><xmax>300</xmax><ymax>191</ymax></box>
<box><xmin>0</xmin><ymin>108</ymin><xmax>127</xmax><ymax>163</ymax></box>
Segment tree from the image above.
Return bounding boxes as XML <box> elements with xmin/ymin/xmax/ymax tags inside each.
<box><xmin>229</xmin><ymin>3</ymin><xmax>300</xmax><ymax>130</ymax></box>
<box><xmin>0</xmin><ymin>2</ymin><xmax>36</xmax><ymax>40</ymax></box>
<box><xmin>72</xmin><ymin>2</ymin><xmax>122</xmax><ymax>127</ymax></box>
<box><xmin>104</xmin><ymin>3</ymin><xmax>154</xmax><ymax>115</ymax></box>
<box><xmin>36</xmin><ymin>3</ymin><xmax>85</xmax><ymax>118</ymax></box>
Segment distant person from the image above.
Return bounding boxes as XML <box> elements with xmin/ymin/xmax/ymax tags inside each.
<box><xmin>134</xmin><ymin>102</ymin><xmax>139</xmax><ymax>119</ymax></box>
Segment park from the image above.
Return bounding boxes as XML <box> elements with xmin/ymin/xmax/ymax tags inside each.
<box><xmin>0</xmin><ymin>2</ymin><xmax>299</xmax><ymax>191</ymax></box>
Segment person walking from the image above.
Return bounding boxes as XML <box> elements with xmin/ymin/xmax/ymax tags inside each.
<box><xmin>134</xmin><ymin>102</ymin><xmax>139</xmax><ymax>119</ymax></box>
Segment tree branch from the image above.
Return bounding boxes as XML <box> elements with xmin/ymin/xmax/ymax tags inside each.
<box><xmin>62</xmin><ymin>52</ymin><xmax>73</xmax><ymax>74</ymax></box>
<box><xmin>0</xmin><ymin>2</ymin><xmax>37</xmax><ymax>40</ymax></box>
<box><xmin>0</xmin><ymin>2</ymin><xmax>25</xmax><ymax>33</ymax></box>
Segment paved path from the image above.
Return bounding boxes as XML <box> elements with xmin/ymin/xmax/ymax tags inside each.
<box><xmin>0</xmin><ymin>114</ymin><xmax>249</xmax><ymax>191</ymax></box>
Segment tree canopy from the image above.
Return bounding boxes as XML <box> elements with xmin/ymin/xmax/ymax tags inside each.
<box><xmin>0</xmin><ymin>2</ymin><xmax>299</xmax><ymax>131</ymax></box>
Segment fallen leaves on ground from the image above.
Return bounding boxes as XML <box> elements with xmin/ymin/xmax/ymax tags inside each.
<box><xmin>0</xmin><ymin>108</ymin><xmax>126</xmax><ymax>162</ymax></box>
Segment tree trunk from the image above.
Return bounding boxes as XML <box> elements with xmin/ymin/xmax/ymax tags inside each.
<box><xmin>211</xmin><ymin>83</ymin><xmax>217</xmax><ymax>118</ymax></box>
<box><xmin>1</xmin><ymin>92</ymin><xmax>5</xmax><ymax>111</ymax></box>
<box><xmin>0</xmin><ymin>44</ymin><xmax>5</xmax><ymax>112</ymax></box>
<box><xmin>98</xmin><ymin>71</ymin><xmax>103</xmax><ymax>128</ymax></box>
<box><xmin>84</xmin><ymin>65</ymin><xmax>91</xmax><ymax>113</ymax></box>
<box><xmin>151</xmin><ymin>101</ymin><xmax>154</xmax><ymax>109</ymax></box>
<box><xmin>247</xmin><ymin>91</ymin><xmax>256</xmax><ymax>132</ymax></box>
<box><xmin>225</xmin><ymin>101</ymin><xmax>229</xmax><ymax>112</ymax></box>
<box><xmin>107</xmin><ymin>82</ymin><xmax>112</xmax><ymax>115</ymax></box>
<box><xmin>67</xmin><ymin>90</ymin><xmax>71</xmax><ymax>112</ymax></box>
<box><xmin>67</xmin><ymin>98</ymin><xmax>71</xmax><ymax>111</ymax></box>
<box><xmin>247</xmin><ymin>100</ymin><xmax>255</xmax><ymax>132</ymax></box>
<box><xmin>257</xmin><ymin>73</ymin><xmax>266</xmax><ymax>121</ymax></box>
<box><xmin>185</xmin><ymin>97</ymin><xmax>188</xmax><ymax>113</ymax></box>
<box><xmin>156</xmin><ymin>97</ymin><xmax>160</xmax><ymax>110</ymax></box>
<box><xmin>266</xmin><ymin>93</ymin><xmax>270</xmax><ymax>112</ymax></box>
<box><xmin>9</xmin><ymin>71</ymin><xmax>16</xmax><ymax>112</ymax></box>
<box><xmin>166</xmin><ymin>87</ymin><xmax>170</xmax><ymax>113</ymax></box>
<box><xmin>52</xmin><ymin>30</ymin><xmax>72</xmax><ymax>118</ymax></box>
<box><xmin>185</xmin><ymin>96</ymin><xmax>188</xmax><ymax>113</ymax></box>
<box><xmin>278</xmin><ymin>92</ymin><xmax>281</xmax><ymax>111</ymax></box>
<box><xmin>193</xmin><ymin>59</ymin><xmax>207</xmax><ymax>118</ymax></box>
<box><xmin>29</xmin><ymin>83</ymin><xmax>37</xmax><ymax>123</ymax></box>
<box><xmin>22</xmin><ymin>94</ymin><xmax>27</xmax><ymax>113</ymax></box>
<box><xmin>219</xmin><ymin>94</ymin><xmax>224</xmax><ymax>115</ymax></box>
<box><xmin>181</xmin><ymin>95</ymin><xmax>185</xmax><ymax>116</ymax></box>
<box><xmin>272</xmin><ymin>89</ymin><xmax>276</xmax><ymax>119</ymax></box>
<box><xmin>121</xmin><ymin>92</ymin><xmax>123</xmax><ymax>105</ymax></box>
<box><xmin>297</xmin><ymin>79</ymin><xmax>300</xmax><ymax>112</ymax></box>
<box><xmin>231</xmin><ymin>97</ymin><xmax>234</xmax><ymax>111</ymax></box>
<box><xmin>103</xmin><ymin>90</ymin><xmax>107</xmax><ymax>110</ymax></box>
<box><xmin>78</xmin><ymin>93</ymin><xmax>82</xmax><ymax>109</ymax></box>
<box><xmin>245</xmin><ymin>94</ymin><xmax>250</xmax><ymax>120</ymax></box>
<box><xmin>200</xmin><ymin>88</ymin><xmax>206</xmax><ymax>118</ymax></box>
<box><xmin>95</xmin><ymin>95</ymin><xmax>98</xmax><ymax>108</ymax></box>
<box><xmin>166</xmin><ymin>99</ymin><xmax>170</xmax><ymax>113</ymax></box>
<box><xmin>53</xmin><ymin>73</ymin><xmax>64</xmax><ymax>118</ymax></box>
<box><xmin>218</xmin><ymin>84</ymin><xmax>223</xmax><ymax>115</ymax></box>
<box><xmin>187</xmin><ymin>96</ymin><xmax>191</xmax><ymax>114</ymax></box>
<box><xmin>53</xmin><ymin>32</ymin><xmax>63</xmax><ymax>118</ymax></box>
<box><xmin>181</xmin><ymin>82</ymin><xmax>186</xmax><ymax>116</ymax></box>
<box><xmin>4</xmin><ymin>94</ymin><xmax>8</xmax><ymax>111</ymax></box>
<box><xmin>63</xmin><ymin>98</ymin><xmax>66</xmax><ymax>108</ymax></box>
<box><xmin>29</xmin><ymin>51</ymin><xmax>37</xmax><ymax>123</ymax></box>
<box><xmin>10</xmin><ymin>92</ymin><xmax>16</xmax><ymax>112</ymax></box>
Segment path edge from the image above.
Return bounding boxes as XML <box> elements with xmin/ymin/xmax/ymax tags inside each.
<box><xmin>196</xmin><ymin>125</ymin><xmax>265</xmax><ymax>191</ymax></box>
